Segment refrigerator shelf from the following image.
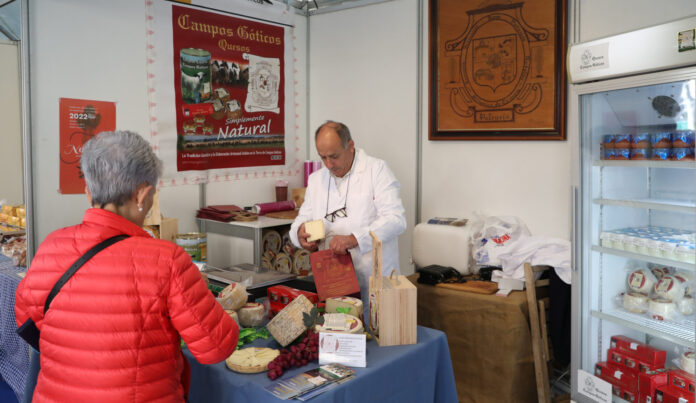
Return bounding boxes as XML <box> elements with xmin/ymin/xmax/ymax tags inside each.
<box><xmin>591</xmin><ymin>310</ymin><xmax>695</xmax><ymax>348</ymax></box>
<box><xmin>593</xmin><ymin>160</ymin><xmax>696</xmax><ymax>169</ymax></box>
<box><xmin>592</xmin><ymin>246</ymin><xmax>696</xmax><ymax>271</ymax></box>
<box><xmin>594</xmin><ymin>198</ymin><xmax>696</xmax><ymax>213</ymax></box>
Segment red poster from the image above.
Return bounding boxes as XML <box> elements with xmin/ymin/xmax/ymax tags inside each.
<box><xmin>59</xmin><ymin>98</ymin><xmax>116</xmax><ymax>194</ymax></box>
<box><xmin>172</xmin><ymin>5</ymin><xmax>286</xmax><ymax>171</ymax></box>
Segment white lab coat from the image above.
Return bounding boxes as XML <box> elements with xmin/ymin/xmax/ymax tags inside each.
<box><xmin>290</xmin><ymin>148</ymin><xmax>407</xmax><ymax>314</ymax></box>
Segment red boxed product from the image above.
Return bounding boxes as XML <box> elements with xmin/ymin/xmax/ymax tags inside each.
<box><xmin>267</xmin><ymin>285</ymin><xmax>319</xmax><ymax>316</ymax></box>
<box><xmin>669</xmin><ymin>369</ymin><xmax>695</xmax><ymax>395</ymax></box>
<box><xmin>638</xmin><ymin>369</ymin><xmax>669</xmax><ymax>403</ymax></box>
<box><xmin>622</xmin><ymin>388</ymin><xmax>637</xmax><ymax>402</ymax></box>
<box><xmin>595</xmin><ymin>361</ymin><xmax>638</xmax><ymax>392</ymax></box>
<box><xmin>610</xmin><ymin>348</ymin><xmax>639</xmax><ymax>372</ymax></box>
<box><xmin>611</xmin><ymin>335</ymin><xmax>667</xmax><ymax>368</ymax></box>
<box><xmin>655</xmin><ymin>384</ymin><xmax>695</xmax><ymax>403</ymax></box>
<box><xmin>637</xmin><ymin>360</ymin><xmax>663</xmax><ymax>374</ymax></box>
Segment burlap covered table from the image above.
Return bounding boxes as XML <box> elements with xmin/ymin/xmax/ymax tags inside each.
<box><xmin>407</xmin><ymin>274</ymin><xmax>537</xmax><ymax>403</ymax></box>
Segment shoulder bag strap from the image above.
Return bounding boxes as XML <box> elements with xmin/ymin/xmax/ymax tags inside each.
<box><xmin>43</xmin><ymin>234</ymin><xmax>129</xmax><ymax>314</ymax></box>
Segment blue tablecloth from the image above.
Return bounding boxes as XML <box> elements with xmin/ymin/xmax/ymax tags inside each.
<box><xmin>185</xmin><ymin>326</ymin><xmax>458</xmax><ymax>403</ymax></box>
<box><xmin>0</xmin><ymin>255</ymin><xmax>29</xmax><ymax>403</ymax></box>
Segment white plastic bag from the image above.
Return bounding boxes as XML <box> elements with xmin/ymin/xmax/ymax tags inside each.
<box><xmin>470</xmin><ymin>214</ymin><xmax>531</xmax><ymax>267</ymax></box>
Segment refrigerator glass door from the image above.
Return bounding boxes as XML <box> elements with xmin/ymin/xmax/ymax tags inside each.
<box><xmin>577</xmin><ymin>77</ymin><xmax>696</xmax><ymax>401</ymax></box>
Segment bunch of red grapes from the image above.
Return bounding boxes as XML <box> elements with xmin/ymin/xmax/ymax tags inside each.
<box><xmin>267</xmin><ymin>329</ymin><xmax>320</xmax><ymax>380</ymax></box>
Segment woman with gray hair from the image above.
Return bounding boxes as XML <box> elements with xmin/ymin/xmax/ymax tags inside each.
<box><xmin>15</xmin><ymin>131</ymin><xmax>238</xmax><ymax>402</ymax></box>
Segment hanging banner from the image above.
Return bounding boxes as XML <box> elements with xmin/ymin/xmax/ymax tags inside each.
<box><xmin>147</xmin><ymin>0</ymin><xmax>296</xmax><ymax>185</ymax></box>
<box><xmin>58</xmin><ymin>98</ymin><xmax>116</xmax><ymax>194</ymax></box>
<box><xmin>173</xmin><ymin>4</ymin><xmax>285</xmax><ymax>171</ymax></box>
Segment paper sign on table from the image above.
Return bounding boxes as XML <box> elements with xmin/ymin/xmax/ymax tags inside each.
<box><xmin>318</xmin><ymin>332</ymin><xmax>366</xmax><ymax>368</ymax></box>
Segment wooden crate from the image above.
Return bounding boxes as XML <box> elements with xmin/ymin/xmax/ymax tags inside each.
<box><xmin>368</xmin><ymin>231</ymin><xmax>417</xmax><ymax>346</ymax></box>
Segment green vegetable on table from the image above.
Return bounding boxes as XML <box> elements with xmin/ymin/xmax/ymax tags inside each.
<box><xmin>236</xmin><ymin>327</ymin><xmax>270</xmax><ymax>349</ymax></box>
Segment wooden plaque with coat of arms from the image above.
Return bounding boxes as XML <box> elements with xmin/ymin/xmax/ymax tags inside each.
<box><xmin>429</xmin><ymin>0</ymin><xmax>566</xmax><ymax>140</ymax></box>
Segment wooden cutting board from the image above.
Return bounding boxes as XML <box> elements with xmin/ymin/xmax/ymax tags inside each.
<box><xmin>265</xmin><ymin>209</ymin><xmax>299</xmax><ymax>219</ymax></box>
<box><xmin>436</xmin><ymin>280</ymin><xmax>498</xmax><ymax>295</ymax></box>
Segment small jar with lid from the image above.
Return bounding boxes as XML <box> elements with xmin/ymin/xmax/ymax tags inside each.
<box><xmin>602</xmin><ymin>134</ymin><xmax>616</xmax><ymax>149</ymax></box>
<box><xmin>676</xmin><ymin>244</ymin><xmax>696</xmax><ymax>264</ymax></box>
<box><xmin>651</xmin><ymin>132</ymin><xmax>672</xmax><ymax>148</ymax></box>
<box><xmin>632</xmin><ymin>133</ymin><xmax>650</xmax><ymax>149</ymax></box>
<box><xmin>614</xmin><ymin>148</ymin><xmax>631</xmax><ymax>160</ymax></box>
<box><xmin>614</xmin><ymin>134</ymin><xmax>632</xmax><ymax>148</ymax></box>
<box><xmin>630</xmin><ymin>148</ymin><xmax>651</xmax><ymax>160</ymax></box>
<box><xmin>671</xmin><ymin>147</ymin><xmax>695</xmax><ymax>161</ymax></box>
<box><xmin>652</xmin><ymin>148</ymin><xmax>671</xmax><ymax>161</ymax></box>
<box><xmin>672</xmin><ymin>130</ymin><xmax>695</xmax><ymax>148</ymax></box>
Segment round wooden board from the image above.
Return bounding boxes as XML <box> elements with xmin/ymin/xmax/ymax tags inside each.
<box><xmin>265</xmin><ymin>209</ymin><xmax>299</xmax><ymax>219</ymax></box>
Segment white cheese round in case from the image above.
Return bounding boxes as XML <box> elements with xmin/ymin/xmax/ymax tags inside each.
<box><xmin>681</xmin><ymin>351</ymin><xmax>695</xmax><ymax>375</ymax></box>
<box><xmin>648</xmin><ymin>297</ymin><xmax>677</xmax><ymax>321</ymax></box>
<box><xmin>627</xmin><ymin>269</ymin><xmax>655</xmax><ymax>294</ymax></box>
<box><xmin>623</xmin><ymin>292</ymin><xmax>649</xmax><ymax>314</ymax></box>
<box><xmin>654</xmin><ymin>275</ymin><xmax>685</xmax><ymax>302</ymax></box>
<box><xmin>679</xmin><ymin>295</ymin><xmax>694</xmax><ymax>316</ymax></box>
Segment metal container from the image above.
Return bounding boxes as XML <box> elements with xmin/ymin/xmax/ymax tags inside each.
<box><xmin>176</xmin><ymin>232</ymin><xmax>207</xmax><ymax>262</ymax></box>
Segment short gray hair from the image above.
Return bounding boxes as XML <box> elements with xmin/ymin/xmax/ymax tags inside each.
<box><xmin>315</xmin><ymin>121</ymin><xmax>352</xmax><ymax>148</ymax></box>
<box><xmin>81</xmin><ymin>130</ymin><xmax>162</xmax><ymax>207</ymax></box>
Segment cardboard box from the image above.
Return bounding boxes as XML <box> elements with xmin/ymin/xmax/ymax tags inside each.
<box><xmin>655</xmin><ymin>384</ymin><xmax>695</xmax><ymax>403</ymax></box>
<box><xmin>638</xmin><ymin>369</ymin><xmax>669</xmax><ymax>403</ymax></box>
<box><xmin>595</xmin><ymin>361</ymin><xmax>638</xmax><ymax>392</ymax></box>
<box><xmin>144</xmin><ymin>217</ymin><xmax>178</xmax><ymax>243</ymax></box>
<box><xmin>611</xmin><ymin>335</ymin><xmax>667</xmax><ymax>368</ymax></box>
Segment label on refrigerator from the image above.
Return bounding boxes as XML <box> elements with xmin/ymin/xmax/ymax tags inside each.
<box><xmin>577</xmin><ymin>43</ymin><xmax>610</xmax><ymax>72</ymax></box>
<box><xmin>577</xmin><ymin>370</ymin><xmax>612</xmax><ymax>403</ymax></box>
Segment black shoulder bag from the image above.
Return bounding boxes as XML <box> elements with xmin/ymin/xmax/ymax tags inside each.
<box><xmin>16</xmin><ymin>234</ymin><xmax>129</xmax><ymax>351</ymax></box>
<box><xmin>416</xmin><ymin>264</ymin><xmax>466</xmax><ymax>285</ymax></box>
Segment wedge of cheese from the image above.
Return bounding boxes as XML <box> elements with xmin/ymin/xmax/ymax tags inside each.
<box><xmin>225</xmin><ymin>347</ymin><xmax>279</xmax><ymax>373</ymax></box>
<box><xmin>218</xmin><ymin>282</ymin><xmax>248</xmax><ymax>312</ymax></box>
<box><xmin>305</xmin><ymin>219</ymin><xmax>325</xmax><ymax>242</ymax></box>
<box><xmin>326</xmin><ymin>296</ymin><xmax>363</xmax><ymax>320</ymax></box>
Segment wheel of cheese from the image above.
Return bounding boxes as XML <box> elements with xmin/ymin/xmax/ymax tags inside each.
<box><xmin>681</xmin><ymin>351</ymin><xmax>695</xmax><ymax>375</ymax></box>
<box><xmin>648</xmin><ymin>297</ymin><xmax>677</xmax><ymax>321</ymax></box>
<box><xmin>623</xmin><ymin>292</ymin><xmax>649</xmax><ymax>314</ymax></box>
<box><xmin>292</xmin><ymin>249</ymin><xmax>311</xmax><ymax>276</ymax></box>
<box><xmin>262</xmin><ymin>230</ymin><xmax>282</xmax><ymax>254</ymax></box>
<box><xmin>627</xmin><ymin>269</ymin><xmax>655</xmax><ymax>294</ymax></box>
<box><xmin>224</xmin><ymin>309</ymin><xmax>240</xmax><ymax>326</ymax></box>
<box><xmin>674</xmin><ymin>272</ymin><xmax>694</xmax><ymax>296</ymax></box>
<box><xmin>225</xmin><ymin>347</ymin><xmax>279</xmax><ymax>373</ymax></box>
<box><xmin>238</xmin><ymin>302</ymin><xmax>266</xmax><ymax>327</ymax></box>
<box><xmin>273</xmin><ymin>252</ymin><xmax>292</xmax><ymax>274</ymax></box>
<box><xmin>218</xmin><ymin>282</ymin><xmax>248</xmax><ymax>312</ymax></box>
<box><xmin>315</xmin><ymin>313</ymin><xmax>363</xmax><ymax>334</ymax></box>
<box><xmin>655</xmin><ymin>275</ymin><xmax>685</xmax><ymax>302</ymax></box>
<box><xmin>326</xmin><ymin>296</ymin><xmax>364</xmax><ymax>319</ymax></box>
<box><xmin>679</xmin><ymin>295</ymin><xmax>694</xmax><ymax>316</ymax></box>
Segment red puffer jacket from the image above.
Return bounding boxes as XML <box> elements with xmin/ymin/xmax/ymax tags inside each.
<box><xmin>15</xmin><ymin>208</ymin><xmax>238</xmax><ymax>402</ymax></box>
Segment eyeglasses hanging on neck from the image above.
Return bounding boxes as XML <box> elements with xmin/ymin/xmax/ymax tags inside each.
<box><xmin>325</xmin><ymin>175</ymin><xmax>350</xmax><ymax>222</ymax></box>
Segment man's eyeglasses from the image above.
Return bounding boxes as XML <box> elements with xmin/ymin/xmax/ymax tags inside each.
<box><xmin>325</xmin><ymin>175</ymin><xmax>350</xmax><ymax>222</ymax></box>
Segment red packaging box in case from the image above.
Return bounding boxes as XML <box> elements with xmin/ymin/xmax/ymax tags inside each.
<box><xmin>611</xmin><ymin>335</ymin><xmax>667</xmax><ymax>368</ymax></box>
<box><xmin>655</xmin><ymin>384</ymin><xmax>695</xmax><ymax>403</ymax></box>
<box><xmin>595</xmin><ymin>361</ymin><xmax>639</xmax><ymax>392</ymax></box>
<box><xmin>669</xmin><ymin>369</ymin><xmax>695</xmax><ymax>395</ymax></box>
<box><xmin>638</xmin><ymin>369</ymin><xmax>669</xmax><ymax>403</ymax></box>
<box><xmin>610</xmin><ymin>348</ymin><xmax>639</xmax><ymax>372</ymax></box>
<box><xmin>622</xmin><ymin>388</ymin><xmax>637</xmax><ymax>402</ymax></box>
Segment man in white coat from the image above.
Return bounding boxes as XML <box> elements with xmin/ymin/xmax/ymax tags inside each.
<box><xmin>290</xmin><ymin>121</ymin><xmax>406</xmax><ymax>320</ymax></box>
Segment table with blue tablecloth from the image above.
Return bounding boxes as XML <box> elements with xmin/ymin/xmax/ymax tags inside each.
<box><xmin>185</xmin><ymin>326</ymin><xmax>458</xmax><ymax>403</ymax></box>
<box><xmin>0</xmin><ymin>255</ymin><xmax>30</xmax><ymax>403</ymax></box>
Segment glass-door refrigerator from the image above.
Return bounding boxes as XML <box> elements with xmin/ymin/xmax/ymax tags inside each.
<box><xmin>568</xmin><ymin>17</ymin><xmax>696</xmax><ymax>403</ymax></box>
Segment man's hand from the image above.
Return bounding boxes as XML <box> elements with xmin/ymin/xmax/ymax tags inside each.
<box><xmin>297</xmin><ymin>223</ymin><xmax>319</xmax><ymax>251</ymax></box>
<box><xmin>329</xmin><ymin>234</ymin><xmax>358</xmax><ymax>255</ymax></box>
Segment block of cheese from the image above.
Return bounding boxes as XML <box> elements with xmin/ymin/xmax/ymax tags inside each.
<box><xmin>238</xmin><ymin>302</ymin><xmax>265</xmax><ymax>328</ymax></box>
<box><xmin>218</xmin><ymin>282</ymin><xmax>248</xmax><ymax>312</ymax></box>
<box><xmin>305</xmin><ymin>219</ymin><xmax>325</xmax><ymax>242</ymax></box>
<box><xmin>225</xmin><ymin>347</ymin><xmax>279</xmax><ymax>373</ymax></box>
<box><xmin>266</xmin><ymin>294</ymin><xmax>313</xmax><ymax>347</ymax></box>
<box><xmin>326</xmin><ymin>296</ymin><xmax>364</xmax><ymax>320</ymax></box>
<box><xmin>315</xmin><ymin>313</ymin><xmax>363</xmax><ymax>334</ymax></box>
